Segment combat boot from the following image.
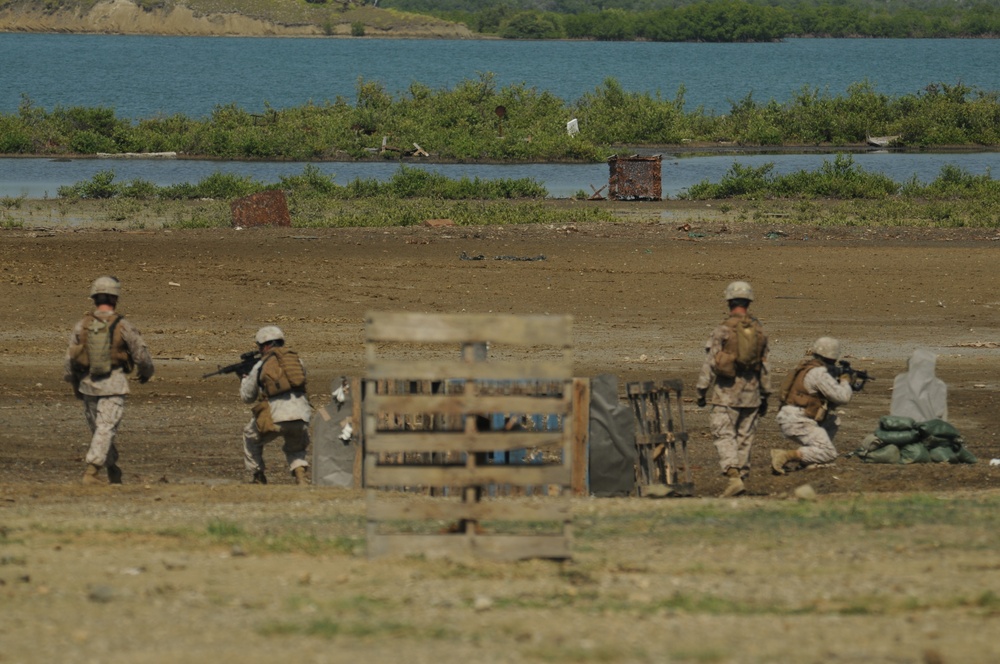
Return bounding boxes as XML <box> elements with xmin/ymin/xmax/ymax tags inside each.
<box><xmin>719</xmin><ymin>468</ymin><xmax>745</xmax><ymax>498</ymax></box>
<box><xmin>251</xmin><ymin>470</ymin><xmax>268</xmax><ymax>485</ymax></box>
<box><xmin>82</xmin><ymin>463</ymin><xmax>103</xmax><ymax>485</ymax></box>
<box><xmin>771</xmin><ymin>449</ymin><xmax>802</xmax><ymax>475</ymax></box>
<box><xmin>107</xmin><ymin>464</ymin><xmax>123</xmax><ymax>485</ymax></box>
<box><xmin>293</xmin><ymin>466</ymin><xmax>310</xmax><ymax>486</ymax></box>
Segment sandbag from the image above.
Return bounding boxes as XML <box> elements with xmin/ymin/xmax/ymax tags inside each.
<box><xmin>918</xmin><ymin>419</ymin><xmax>961</xmax><ymax>440</ymax></box>
<box><xmin>879</xmin><ymin>415</ymin><xmax>917</xmax><ymax>432</ymax></box>
<box><xmin>858</xmin><ymin>444</ymin><xmax>901</xmax><ymax>465</ymax></box>
<box><xmin>923</xmin><ymin>435</ymin><xmax>958</xmax><ymax>450</ymax></box>
<box><xmin>874</xmin><ymin>428</ymin><xmax>920</xmax><ymax>446</ymax></box>
<box><xmin>954</xmin><ymin>445</ymin><xmax>978</xmax><ymax>465</ymax></box>
<box><xmin>929</xmin><ymin>446</ymin><xmax>957</xmax><ymax>463</ymax></box>
<box><xmin>899</xmin><ymin>442</ymin><xmax>931</xmax><ymax>464</ymax></box>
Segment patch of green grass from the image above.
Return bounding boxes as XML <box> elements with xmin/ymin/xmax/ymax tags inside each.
<box><xmin>206</xmin><ymin>519</ymin><xmax>244</xmax><ymax>539</ymax></box>
<box><xmin>258</xmin><ymin>616</ymin><xmax>451</xmax><ymax>640</ymax></box>
<box><xmin>529</xmin><ymin>643</ymin><xmax>650</xmax><ymax>662</ymax></box>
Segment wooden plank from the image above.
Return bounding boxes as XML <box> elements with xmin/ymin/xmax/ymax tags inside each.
<box><xmin>570</xmin><ymin>377</ymin><xmax>589</xmax><ymax>496</ymax></box>
<box><xmin>364</xmin><ymin>393</ymin><xmax>570</xmax><ymax>417</ymax></box>
<box><xmin>367</xmin><ymin>533</ymin><xmax>571</xmax><ymax>561</ymax></box>
<box><xmin>365</xmin><ymin>429</ymin><xmax>565</xmax><ymax>454</ymax></box>
<box><xmin>364</xmin><ymin>359</ymin><xmax>571</xmax><ymax>381</ymax></box>
<box><xmin>365</xmin><ymin>457</ymin><xmax>571</xmax><ymax>488</ymax></box>
<box><xmin>366</xmin><ymin>495</ymin><xmax>571</xmax><ymax>522</ymax></box>
<box><xmin>366</xmin><ymin>312</ymin><xmax>572</xmax><ymax>346</ymax></box>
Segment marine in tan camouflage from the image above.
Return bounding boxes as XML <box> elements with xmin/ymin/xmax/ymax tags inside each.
<box><xmin>239</xmin><ymin>325</ymin><xmax>312</xmax><ymax>485</ymax></box>
<box><xmin>772</xmin><ymin>336</ymin><xmax>854</xmax><ymax>474</ymax></box>
<box><xmin>64</xmin><ymin>276</ymin><xmax>154</xmax><ymax>485</ymax></box>
<box><xmin>695</xmin><ymin>281</ymin><xmax>771</xmax><ymax>498</ymax></box>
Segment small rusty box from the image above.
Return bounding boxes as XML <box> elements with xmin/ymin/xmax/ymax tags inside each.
<box><xmin>230</xmin><ymin>190</ymin><xmax>291</xmax><ymax>228</ymax></box>
<box><xmin>608</xmin><ymin>155</ymin><xmax>662</xmax><ymax>201</ymax></box>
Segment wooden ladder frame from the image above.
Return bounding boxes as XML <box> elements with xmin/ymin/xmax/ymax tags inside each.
<box><xmin>626</xmin><ymin>379</ymin><xmax>693</xmax><ymax>497</ymax></box>
<box><xmin>363</xmin><ymin>312</ymin><xmax>576</xmax><ymax>561</ymax></box>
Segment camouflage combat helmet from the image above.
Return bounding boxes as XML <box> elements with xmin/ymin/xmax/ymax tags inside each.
<box><xmin>724</xmin><ymin>280</ymin><xmax>754</xmax><ymax>302</ymax></box>
<box><xmin>254</xmin><ymin>325</ymin><xmax>285</xmax><ymax>345</ymax></box>
<box><xmin>89</xmin><ymin>275</ymin><xmax>121</xmax><ymax>298</ymax></box>
<box><xmin>811</xmin><ymin>336</ymin><xmax>841</xmax><ymax>361</ymax></box>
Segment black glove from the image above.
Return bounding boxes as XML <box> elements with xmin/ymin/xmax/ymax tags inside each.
<box><xmin>696</xmin><ymin>390</ymin><xmax>707</xmax><ymax>408</ymax></box>
<box><xmin>758</xmin><ymin>398</ymin><xmax>768</xmax><ymax>417</ymax></box>
<box><xmin>139</xmin><ymin>374</ymin><xmax>150</xmax><ymax>384</ymax></box>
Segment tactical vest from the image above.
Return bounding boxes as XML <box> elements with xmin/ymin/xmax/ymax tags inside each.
<box><xmin>69</xmin><ymin>312</ymin><xmax>132</xmax><ymax>378</ymax></box>
<box><xmin>715</xmin><ymin>314</ymin><xmax>766</xmax><ymax>378</ymax></box>
<box><xmin>258</xmin><ymin>347</ymin><xmax>307</xmax><ymax>399</ymax></box>
<box><xmin>779</xmin><ymin>357</ymin><xmax>828</xmax><ymax>421</ymax></box>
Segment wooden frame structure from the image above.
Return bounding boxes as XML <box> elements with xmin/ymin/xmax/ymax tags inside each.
<box><xmin>364</xmin><ymin>312</ymin><xmax>576</xmax><ymax>561</ymax></box>
<box><xmin>626</xmin><ymin>379</ymin><xmax>693</xmax><ymax>497</ymax></box>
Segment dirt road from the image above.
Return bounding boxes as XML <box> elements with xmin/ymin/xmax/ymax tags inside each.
<box><xmin>2</xmin><ymin>213</ymin><xmax>1000</xmax><ymax>662</ymax></box>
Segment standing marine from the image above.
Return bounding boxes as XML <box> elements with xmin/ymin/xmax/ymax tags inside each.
<box><xmin>695</xmin><ymin>280</ymin><xmax>771</xmax><ymax>497</ymax></box>
<box><xmin>239</xmin><ymin>326</ymin><xmax>312</xmax><ymax>485</ymax></box>
<box><xmin>64</xmin><ymin>276</ymin><xmax>155</xmax><ymax>485</ymax></box>
<box><xmin>772</xmin><ymin>336</ymin><xmax>854</xmax><ymax>474</ymax></box>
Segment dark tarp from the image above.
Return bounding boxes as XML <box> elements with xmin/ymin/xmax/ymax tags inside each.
<box><xmin>587</xmin><ymin>374</ymin><xmax>637</xmax><ymax>497</ymax></box>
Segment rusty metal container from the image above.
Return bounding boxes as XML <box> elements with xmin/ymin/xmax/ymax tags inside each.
<box><xmin>608</xmin><ymin>155</ymin><xmax>662</xmax><ymax>201</ymax></box>
<box><xmin>230</xmin><ymin>189</ymin><xmax>291</xmax><ymax>228</ymax></box>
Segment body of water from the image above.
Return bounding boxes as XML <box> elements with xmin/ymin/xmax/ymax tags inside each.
<box><xmin>2</xmin><ymin>34</ymin><xmax>1000</xmax><ymax>197</ymax></box>
<box><xmin>2</xmin><ymin>35</ymin><xmax>1000</xmax><ymax>118</ymax></box>
<box><xmin>3</xmin><ymin>151</ymin><xmax>998</xmax><ymax>200</ymax></box>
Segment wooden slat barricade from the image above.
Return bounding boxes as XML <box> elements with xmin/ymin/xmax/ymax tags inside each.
<box><xmin>364</xmin><ymin>312</ymin><xmax>575</xmax><ymax>561</ymax></box>
<box><xmin>626</xmin><ymin>379</ymin><xmax>693</xmax><ymax>497</ymax></box>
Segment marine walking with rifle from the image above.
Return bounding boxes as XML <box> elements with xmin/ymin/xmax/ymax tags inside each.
<box><xmin>64</xmin><ymin>276</ymin><xmax>155</xmax><ymax>485</ymax></box>
<box><xmin>772</xmin><ymin>336</ymin><xmax>872</xmax><ymax>474</ymax></box>
<box><xmin>695</xmin><ymin>280</ymin><xmax>772</xmax><ymax>498</ymax></box>
<box><xmin>229</xmin><ymin>326</ymin><xmax>312</xmax><ymax>485</ymax></box>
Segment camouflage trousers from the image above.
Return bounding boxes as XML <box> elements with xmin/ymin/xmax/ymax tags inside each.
<box><xmin>243</xmin><ymin>418</ymin><xmax>310</xmax><ymax>475</ymax></box>
<box><xmin>776</xmin><ymin>408</ymin><xmax>840</xmax><ymax>465</ymax></box>
<box><xmin>83</xmin><ymin>395</ymin><xmax>124</xmax><ymax>468</ymax></box>
<box><xmin>709</xmin><ymin>405</ymin><xmax>760</xmax><ymax>477</ymax></box>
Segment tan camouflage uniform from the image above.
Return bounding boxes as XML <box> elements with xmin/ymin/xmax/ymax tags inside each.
<box><xmin>695</xmin><ymin>322</ymin><xmax>771</xmax><ymax>478</ymax></box>
<box><xmin>64</xmin><ymin>311</ymin><xmax>154</xmax><ymax>469</ymax></box>
<box><xmin>240</xmin><ymin>356</ymin><xmax>312</xmax><ymax>477</ymax></box>
<box><xmin>775</xmin><ymin>366</ymin><xmax>853</xmax><ymax>464</ymax></box>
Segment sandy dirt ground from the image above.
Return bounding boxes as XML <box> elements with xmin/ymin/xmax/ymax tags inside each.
<box><xmin>2</xmin><ymin>205</ymin><xmax>1000</xmax><ymax>662</ymax></box>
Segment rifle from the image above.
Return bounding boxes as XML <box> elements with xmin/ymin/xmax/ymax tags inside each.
<box><xmin>202</xmin><ymin>350</ymin><xmax>260</xmax><ymax>379</ymax></box>
<box><xmin>829</xmin><ymin>360</ymin><xmax>874</xmax><ymax>393</ymax></box>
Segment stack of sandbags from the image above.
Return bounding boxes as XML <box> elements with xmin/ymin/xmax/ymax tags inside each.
<box><xmin>853</xmin><ymin>416</ymin><xmax>977</xmax><ymax>464</ymax></box>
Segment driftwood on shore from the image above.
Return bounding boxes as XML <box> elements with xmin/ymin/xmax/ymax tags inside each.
<box><xmin>95</xmin><ymin>152</ymin><xmax>178</xmax><ymax>159</ymax></box>
<box><xmin>866</xmin><ymin>135</ymin><xmax>901</xmax><ymax>147</ymax></box>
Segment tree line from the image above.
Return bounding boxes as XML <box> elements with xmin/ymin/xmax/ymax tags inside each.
<box><xmin>380</xmin><ymin>0</ymin><xmax>1000</xmax><ymax>41</ymax></box>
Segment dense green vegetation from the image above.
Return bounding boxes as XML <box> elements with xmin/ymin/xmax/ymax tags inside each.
<box><xmin>49</xmin><ymin>164</ymin><xmax>617</xmax><ymax>228</ymax></box>
<box><xmin>5</xmin><ymin>78</ymin><xmax>1000</xmax><ymax>161</ymax></box>
<box><xmin>383</xmin><ymin>0</ymin><xmax>1000</xmax><ymax>40</ymax></box>
<box><xmin>55</xmin><ymin>164</ymin><xmax>548</xmax><ymax>200</ymax></box>
<box><xmin>682</xmin><ymin>154</ymin><xmax>1000</xmax><ymax>227</ymax></box>
<box><xmin>40</xmin><ymin>154</ymin><xmax>1000</xmax><ymax>230</ymax></box>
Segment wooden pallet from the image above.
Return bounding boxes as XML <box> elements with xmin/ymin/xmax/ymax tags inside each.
<box><xmin>626</xmin><ymin>379</ymin><xmax>693</xmax><ymax>497</ymax></box>
<box><xmin>364</xmin><ymin>312</ymin><xmax>577</xmax><ymax>561</ymax></box>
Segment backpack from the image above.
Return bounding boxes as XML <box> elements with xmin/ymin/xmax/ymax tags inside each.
<box><xmin>258</xmin><ymin>348</ymin><xmax>307</xmax><ymax>398</ymax></box>
<box><xmin>717</xmin><ymin>315</ymin><xmax>765</xmax><ymax>377</ymax></box>
<box><xmin>70</xmin><ymin>313</ymin><xmax>124</xmax><ymax>378</ymax></box>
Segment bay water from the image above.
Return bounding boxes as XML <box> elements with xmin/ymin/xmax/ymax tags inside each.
<box><xmin>2</xmin><ymin>34</ymin><xmax>999</xmax><ymax>198</ymax></box>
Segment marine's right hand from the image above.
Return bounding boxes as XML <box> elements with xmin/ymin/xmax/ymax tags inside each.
<box><xmin>696</xmin><ymin>390</ymin><xmax>707</xmax><ymax>408</ymax></box>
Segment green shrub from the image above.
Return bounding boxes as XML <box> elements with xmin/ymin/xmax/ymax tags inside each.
<box><xmin>69</xmin><ymin>130</ymin><xmax>117</xmax><ymax>154</ymax></box>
